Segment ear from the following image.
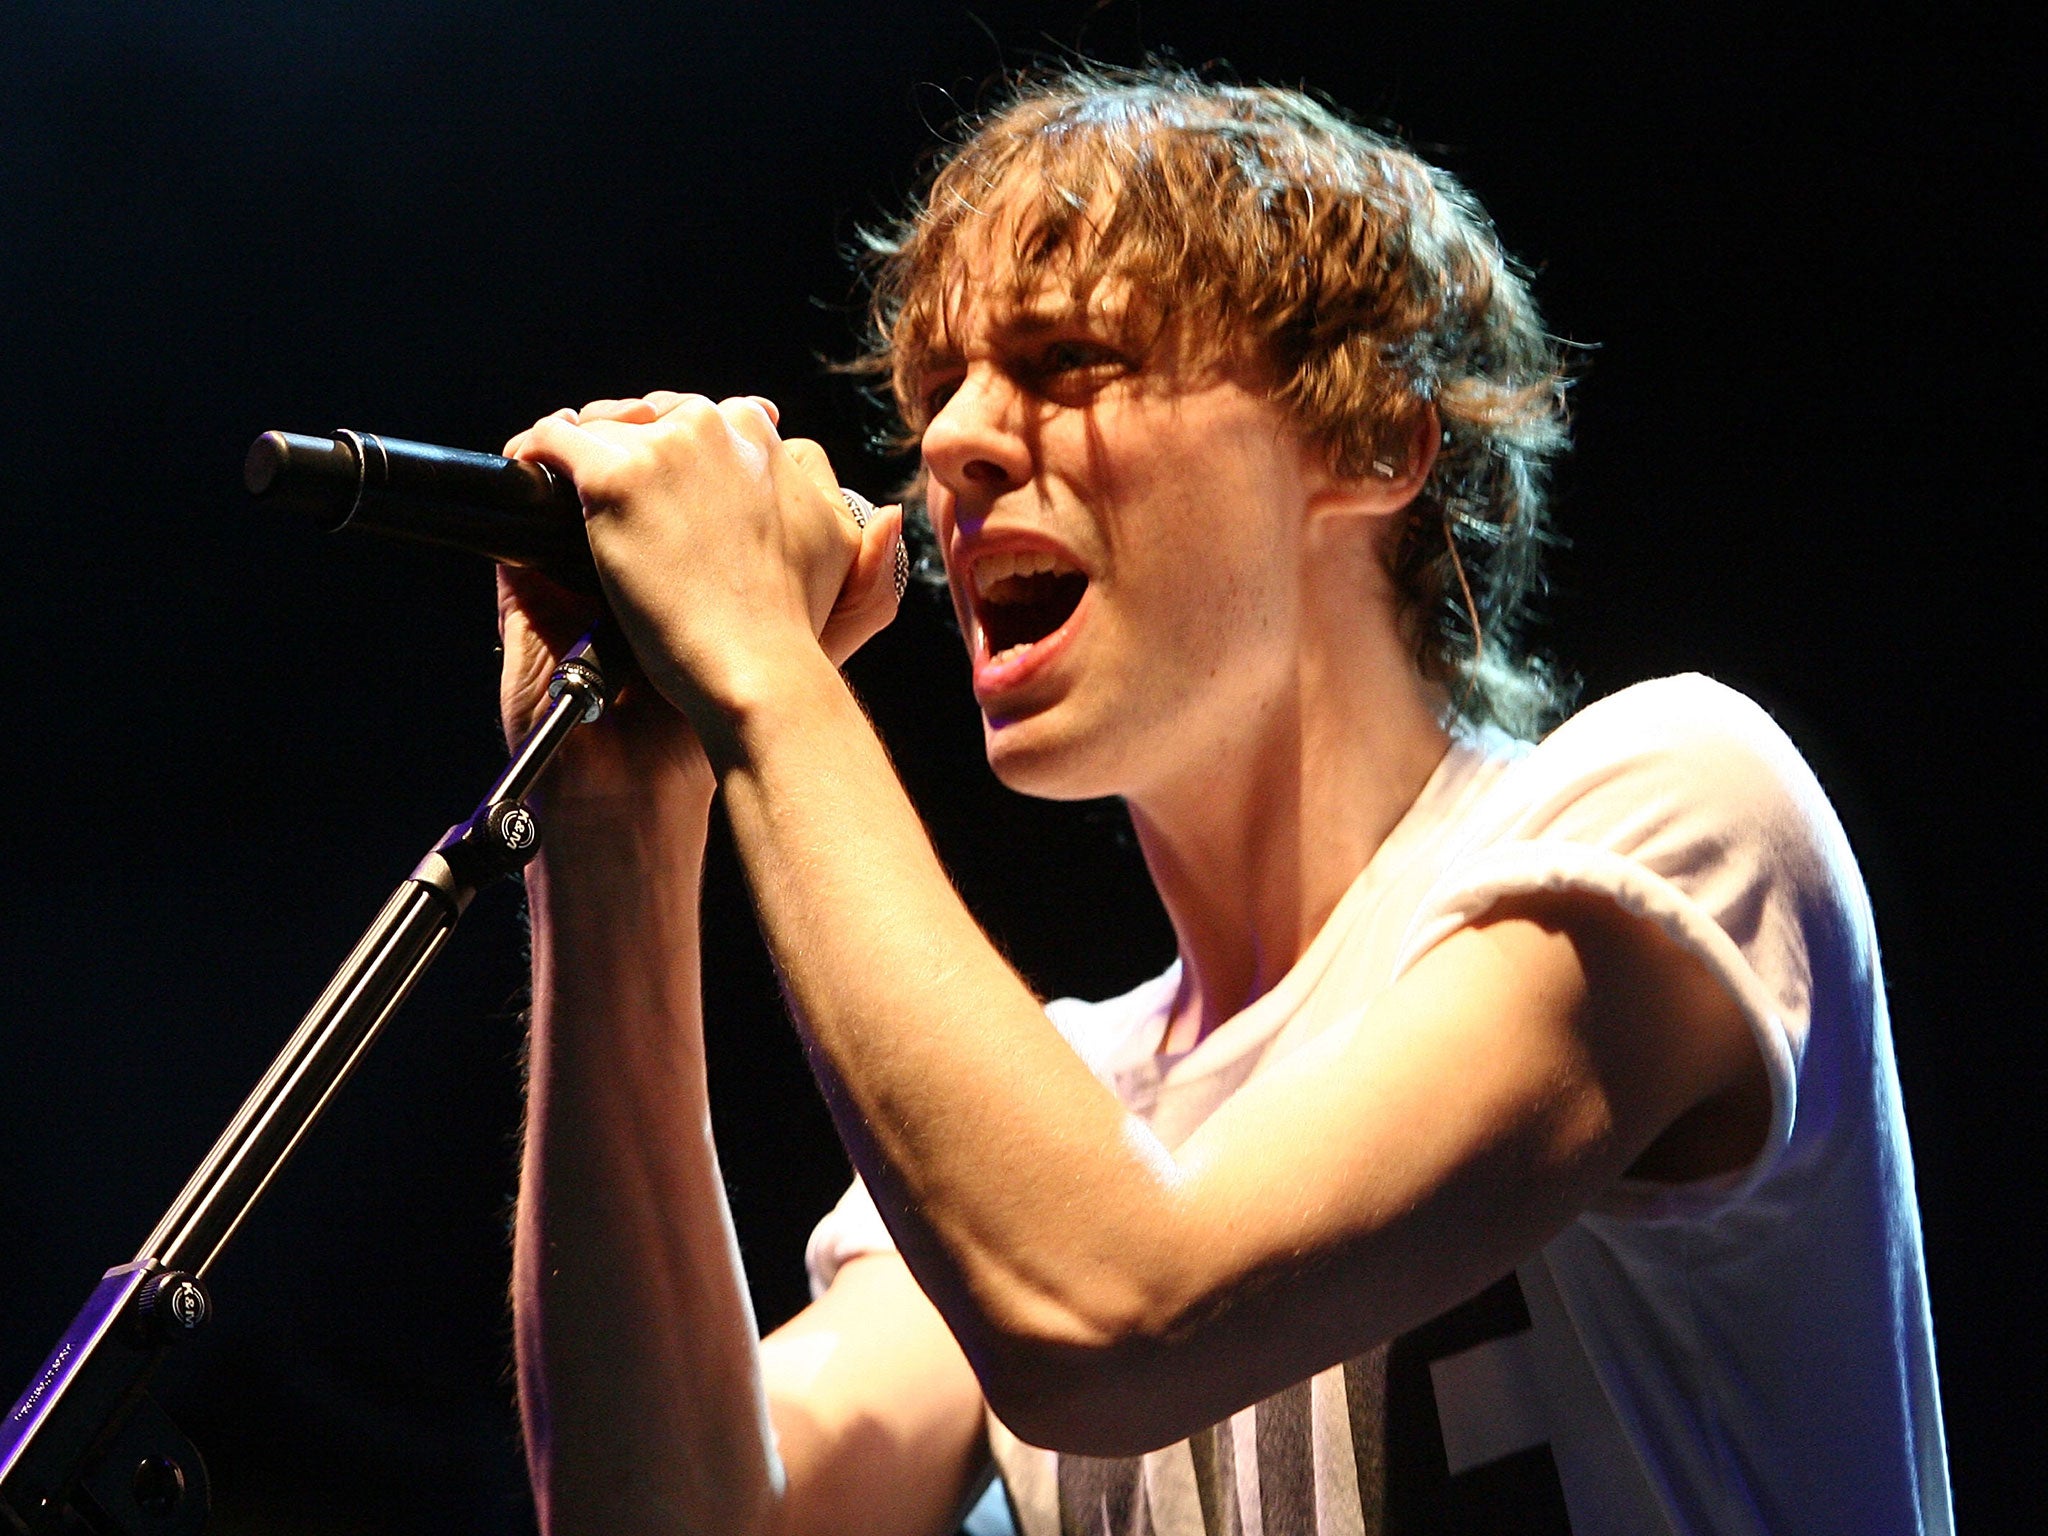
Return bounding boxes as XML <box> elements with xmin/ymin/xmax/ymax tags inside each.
<box><xmin>1306</xmin><ymin>404</ymin><xmax>1442</xmax><ymax>520</ymax></box>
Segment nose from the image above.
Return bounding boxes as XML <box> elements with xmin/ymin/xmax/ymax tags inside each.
<box><xmin>921</xmin><ymin>366</ymin><xmax>1033</xmax><ymax>499</ymax></box>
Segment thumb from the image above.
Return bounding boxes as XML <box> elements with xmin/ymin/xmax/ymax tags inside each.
<box><xmin>821</xmin><ymin>503</ymin><xmax>906</xmax><ymax>665</ymax></box>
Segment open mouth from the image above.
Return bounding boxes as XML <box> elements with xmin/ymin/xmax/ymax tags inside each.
<box><xmin>973</xmin><ymin>549</ymin><xmax>1089</xmax><ymax>661</ymax></box>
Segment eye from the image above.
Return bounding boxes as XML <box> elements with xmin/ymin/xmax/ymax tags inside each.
<box><xmin>1042</xmin><ymin>339</ymin><xmax>1123</xmax><ymax>376</ymax></box>
<box><xmin>918</xmin><ymin>373</ymin><xmax>962</xmax><ymax>420</ymax></box>
<box><xmin>1026</xmin><ymin>339</ymin><xmax>1130</xmax><ymax>402</ymax></box>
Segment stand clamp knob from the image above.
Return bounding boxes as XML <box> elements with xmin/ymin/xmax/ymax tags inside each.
<box><xmin>484</xmin><ymin>800</ymin><xmax>542</xmax><ymax>867</ymax></box>
<box><xmin>131</xmin><ymin>1270</ymin><xmax>211</xmax><ymax>1346</ymax></box>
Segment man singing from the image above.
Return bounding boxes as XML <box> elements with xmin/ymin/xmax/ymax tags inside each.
<box><xmin>498</xmin><ymin>68</ymin><xmax>1949</xmax><ymax>1536</ymax></box>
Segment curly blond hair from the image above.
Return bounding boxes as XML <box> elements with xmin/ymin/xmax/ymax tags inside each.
<box><xmin>855</xmin><ymin>64</ymin><xmax>1574</xmax><ymax>736</ymax></box>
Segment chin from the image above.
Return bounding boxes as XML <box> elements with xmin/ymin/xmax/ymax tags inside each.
<box><xmin>981</xmin><ymin>714</ymin><xmax>1129</xmax><ymax>803</ymax></box>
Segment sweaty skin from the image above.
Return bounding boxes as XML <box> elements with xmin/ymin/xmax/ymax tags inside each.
<box><xmin>503</xmin><ymin>280</ymin><xmax>1766</xmax><ymax>1532</ymax></box>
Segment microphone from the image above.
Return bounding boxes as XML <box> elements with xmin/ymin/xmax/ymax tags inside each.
<box><xmin>247</xmin><ymin>428</ymin><xmax>906</xmax><ymax>600</ymax></box>
<box><xmin>246</xmin><ymin>429</ymin><xmax>601</xmax><ymax>593</ymax></box>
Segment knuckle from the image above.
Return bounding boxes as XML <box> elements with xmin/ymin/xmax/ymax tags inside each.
<box><xmin>785</xmin><ymin>437</ymin><xmax>834</xmax><ymax>474</ymax></box>
<box><xmin>524</xmin><ymin>411</ymin><xmax>571</xmax><ymax>446</ymax></box>
<box><xmin>717</xmin><ymin>395</ymin><xmax>778</xmax><ymax>440</ymax></box>
<box><xmin>658</xmin><ymin>394</ymin><xmax>720</xmax><ymax>445</ymax></box>
<box><xmin>574</xmin><ymin>459</ymin><xmax>627</xmax><ymax>506</ymax></box>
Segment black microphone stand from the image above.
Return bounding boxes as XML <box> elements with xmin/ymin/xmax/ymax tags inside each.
<box><xmin>0</xmin><ymin>636</ymin><xmax>612</xmax><ymax>1535</ymax></box>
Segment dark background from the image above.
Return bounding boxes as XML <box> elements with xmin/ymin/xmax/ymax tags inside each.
<box><xmin>1</xmin><ymin>2</ymin><xmax>2033</xmax><ymax>1529</ymax></box>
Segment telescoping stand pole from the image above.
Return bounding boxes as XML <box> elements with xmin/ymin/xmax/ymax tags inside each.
<box><xmin>0</xmin><ymin>637</ymin><xmax>612</xmax><ymax>1536</ymax></box>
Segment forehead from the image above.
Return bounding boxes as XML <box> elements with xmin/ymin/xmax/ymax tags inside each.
<box><xmin>914</xmin><ymin>187</ymin><xmax>1154</xmax><ymax>360</ymax></box>
<box><xmin>927</xmin><ymin>273</ymin><xmax>1129</xmax><ymax>353</ymax></box>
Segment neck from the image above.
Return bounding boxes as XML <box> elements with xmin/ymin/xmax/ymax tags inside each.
<box><xmin>1129</xmin><ymin>525</ymin><xmax>1451</xmax><ymax>1054</ymax></box>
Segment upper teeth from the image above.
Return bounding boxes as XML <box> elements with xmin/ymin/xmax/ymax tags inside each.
<box><xmin>974</xmin><ymin>548</ymin><xmax>1077</xmax><ymax>598</ymax></box>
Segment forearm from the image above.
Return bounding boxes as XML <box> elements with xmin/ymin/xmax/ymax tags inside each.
<box><xmin>513</xmin><ymin>804</ymin><xmax>781</xmax><ymax>1535</ymax></box>
<box><xmin>715</xmin><ymin>656</ymin><xmax>1183</xmax><ymax>1383</ymax></box>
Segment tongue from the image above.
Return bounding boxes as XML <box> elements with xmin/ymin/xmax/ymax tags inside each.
<box><xmin>983</xmin><ymin>571</ymin><xmax>1087</xmax><ymax>655</ymax></box>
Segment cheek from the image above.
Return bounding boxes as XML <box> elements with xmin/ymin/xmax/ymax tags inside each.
<box><xmin>923</xmin><ymin>492</ymin><xmax>974</xmax><ymax>636</ymax></box>
<box><xmin>1147</xmin><ymin>513</ymin><xmax>1301</xmax><ymax>701</ymax></box>
<box><xmin>923</xmin><ymin>481</ymin><xmax>956</xmax><ymax>555</ymax></box>
<box><xmin>1114</xmin><ymin>469</ymin><xmax>1297</xmax><ymax>640</ymax></box>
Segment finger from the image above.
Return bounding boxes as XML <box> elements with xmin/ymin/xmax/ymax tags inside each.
<box><xmin>784</xmin><ymin>437</ymin><xmax>844</xmax><ymax>503</ymax></box>
<box><xmin>633</xmin><ymin>391</ymin><xmax>717</xmax><ymax>427</ymax></box>
<box><xmin>498</xmin><ymin>562</ymin><xmax>604</xmax><ymax>650</ymax></box>
<box><xmin>496</xmin><ymin>567</ymin><xmax>606</xmax><ymax>744</ymax></box>
<box><xmin>515</xmin><ymin>412</ymin><xmax>634</xmax><ymax>492</ymax></box>
<box><xmin>635</xmin><ymin>390</ymin><xmax>776</xmax><ymax>425</ymax></box>
<box><xmin>506</xmin><ymin>408</ymin><xmax>579</xmax><ymax>460</ymax></box>
<box><xmin>716</xmin><ymin>394</ymin><xmax>781</xmax><ymax>447</ymax></box>
<box><xmin>575</xmin><ymin>397</ymin><xmax>661</xmax><ymax>425</ymax></box>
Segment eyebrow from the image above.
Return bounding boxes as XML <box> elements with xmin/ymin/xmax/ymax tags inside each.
<box><xmin>996</xmin><ymin>303</ymin><xmax>1090</xmax><ymax>334</ymax></box>
<box><xmin>926</xmin><ymin>294</ymin><xmax>1128</xmax><ymax>361</ymax></box>
<box><xmin>906</xmin><ymin>303</ymin><xmax>1081</xmax><ymax>376</ymax></box>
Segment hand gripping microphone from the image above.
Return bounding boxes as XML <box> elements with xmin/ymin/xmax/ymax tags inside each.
<box><xmin>245</xmin><ymin>429</ymin><xmax>905</xmax><ymax>598</ymax></box>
